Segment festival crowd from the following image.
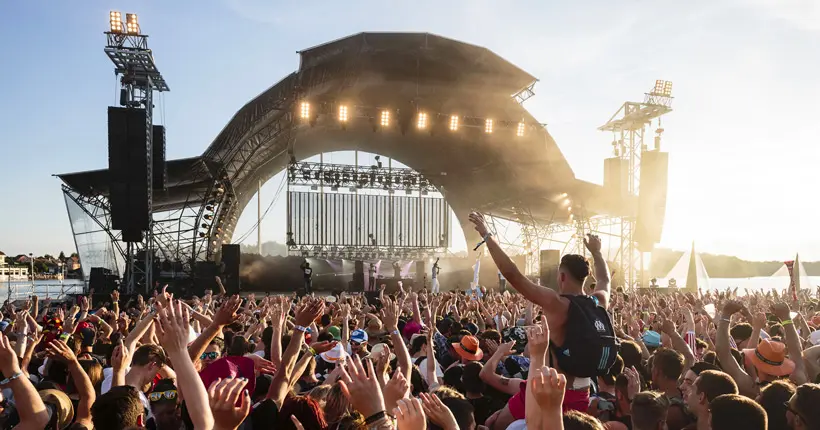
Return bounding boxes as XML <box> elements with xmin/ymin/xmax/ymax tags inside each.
<box><xmin>1</xmin><ymin>212</ymin><xmax>819</xmax><ymax>430</ymax></box>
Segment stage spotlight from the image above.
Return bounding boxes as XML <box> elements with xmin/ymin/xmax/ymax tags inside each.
<box><xmin>417</xmin><ymin>112</ymin><xmax>428</xmax><ymax>130</ymax></box>
<box><xmin>380</xmin><ymin>110</ymin><xmax>390</xmax><ymax>127</ymax></box>
<box><xmin>300</xmin><ymin>102</ymin><xmax>310</xmax><ymax>120</ymax></box>
<box><xmin>654</xmin><ymin>80</ymin><xmax>673</xmax><ymax>97</ymax></box>
<box><xmin>109</xmin><ymin>11</ymin><xmax>123</xmax><ymax>33</ymax></box>
<box><xmin>485</xmin><ymin>119</ymin><xmax>494</xmax><ymax>134</ymax></box>
<box><xmin>449</xmin><ymin>115</ymin><xmax>459</xmax><ymax>131</ymax></box>
<box><xmin>125</xmin><ymin>13</ymin><xmax>139</xmax><ymax>35</ymax></box>
<box><xmin>339</xmin><ymin>105</ymin><xmax>349</xmax><ymax>122</ymax></box>
<box><xmin>563</xmin><ymin>198</ymin><xmax>571</xmax><ymax>206</ymax></box>
<box><xmin>516</xmin><ymin>122</ymin><xmax>525</xmax><ymax>137</ymax></box>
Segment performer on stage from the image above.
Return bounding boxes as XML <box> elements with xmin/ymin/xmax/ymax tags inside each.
<box><xmin>368</xmin><ymin>262</ymin><xmax>377</xmax><ymax>292</ymax></box>
<box><xmin>431</xmin><ymin>258</ymin><xmax>441</xmax><ymax>293</ymax></box>
<box><xmin>299</xmin><ymin>260</ymin><xmax>313</xmax><ymax>295</ymax></box>
<box><xmin>392</xmin><ymin>261</ymin><xmax>401</xmax><ymax>280</ymax></box>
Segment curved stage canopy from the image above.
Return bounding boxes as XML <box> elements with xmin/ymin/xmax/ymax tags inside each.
<box><xmin>58</xmin><ymin>32</ymin><xmax>634</xmax><ymax>267</ymax></box>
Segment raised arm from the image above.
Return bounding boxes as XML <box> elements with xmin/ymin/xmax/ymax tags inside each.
<box><xmin>469</xmin><ymin>212</ymin><xmax>566</xmax><ymax>316</ymax></box>
<box><xmin>46</xmin><ymin>340</ymin><xmax>95</xmax><ymax>429</ymax></box>
<box><xmin>772</xmin><ymin>302</ymin><xmax>808</xmax><ymax>385</ymax></box>
<box><xmin>479</xmin><ymin>340</ymin><xmax>524</xmax><ymax>396</ymax></box>
<box><xmin>584</xmin><ymin>234</ymin><xmax>611</xmax><ymax>308</ymax></box>
<box><xmin>188</xmin><ymin>295</ymin><xmax>241</xmax><ymax>363</ymax></box>
<box><xmin>716</xmin><ymin>301</ymin><xmax>756</xmax><ymax>397</ymax></box>
<box><xmin>0</xmin><ymin>333</ymin><xmax>49</xmax><ymax>430</ymax></box>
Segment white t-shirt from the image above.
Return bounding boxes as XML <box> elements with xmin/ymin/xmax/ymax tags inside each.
<box><xmin>415</xmin><ymin>357</ymin><xmax>444</xmax><ymax>384</ymax></box>
<box><xmin>101</xmin><ymin>367</ymin><xmax>152</xmax><ymax>419</ymax></box>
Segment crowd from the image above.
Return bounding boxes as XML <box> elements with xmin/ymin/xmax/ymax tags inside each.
<box><xmin>0</xmin><ymin>212</ymin><xmax>819</xmax><ymax>429</ymax></box>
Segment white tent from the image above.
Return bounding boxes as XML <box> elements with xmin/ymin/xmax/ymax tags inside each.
<box><xmin>661</xmin><ymin>242</ymin><xmax>710</xmax><ymax>291</ymax></box>
<box><xmin>770</xmin><ymin>254</ymin><xmax>812</xmax><ymax>293</ymax></box>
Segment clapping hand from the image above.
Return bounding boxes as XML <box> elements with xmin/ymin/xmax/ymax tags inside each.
<box><xmin>382</xmin><ymin>367</ymin><xmax>410</xmax><ymax>412</ymax></box>
<box><xmin>45</xmin><ymin>339</ymin><xmax>77</xmax><ymax>363</ymax></box>
<box><xmin>208</xmin><ymin>378</ymin><xmax>251</xmax><ymax>430</ymax></box>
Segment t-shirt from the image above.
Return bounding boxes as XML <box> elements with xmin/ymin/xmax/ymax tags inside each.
<box><xmin>250</xmin><ymin>398</ymin><xmax>279</xmax><ymax>430</ymax></box>
<box><xmin>414</xmin><ymin>357</ymin><xmax>444</xmax><ymax>384</ymax></box>
<box><xmin>303</xmin><ymin>268</ymin><xmax>313</xmax><ymax>279</ymax></box>
<box><xmin>468</xmin><ymin>395</ymin><xmax>506</xmax><ymax>427</ymax></box>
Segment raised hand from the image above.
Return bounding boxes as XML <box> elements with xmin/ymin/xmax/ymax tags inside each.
<box><xmin>530</xmin><ymin>366</ymin><xmax>566</xmax><ymax>410</ymax></box>
<box><xmin>623</xmin><ymin>366</ymin><xmax>641</xmax><ymax>400</ymax></box>
<box><xmin>493</xmin><ymin>340</ymin><xmax>516</xmax><ymax>358</ymax></box>
<box><xmin>111</xmin><ymin>339</ymin><xmax>130</xmax><ymax>373</ymax></box>
<box><xmin>208</xmin><ymin>377</ymin><xmax>251</xmax><ymax>430</ymax></box>
<box><xmin>46</xmin><ymin>339</ymin><xmax>78</xmax><ymax>363</ymax></box>
<box><xmin>721</xmin><ymin>299</ymin><xmax>744</xmax><ymax>317</ymax></box>
<box><xmin>380</xmin><ymin>297</ymin><xmax>400</xmax><ymax>332</ymax></box>
<box><xmin>214</xmin><ymin>295</ymin><xmax>242</xmax><ymax>327</ymax></box>
<box><xmin>525</xmin><ymin>315</ymin><xmax>550</xmax><ymax>363</ymax></box>
<box><xmin>771</xmin><ymin>302</ymin><xmax>792</xmax><ymax>322</ymax></box>
<box><xmin>383</xmin><ymin>369</ymin><xmax>410</xmax><ymax>413</ymax></box>
<box><xmin>583</xmin><ymin>233</ymin><xmax>602</xmax><ymax>254</ymax></box>
<box><xmin>339</xmin><ymin>355</ymin><xmax>386</xmax><ymax>418</ymax></box>
<box><xmin>420</xmin><ymin>392</ymin><xmax>459</xmax><ymax>430</ymax></box>
<box><xmin>394</xmin><ymin>397</ymin><xmax>427</xmax><ymax>430</ymax></box>
<box><xmin>0</xmin><ymin>333</ymin><xmax>21</xmax><ymax>376</ymax></box>
<box><xmin>294</xmin><ymin>298</ymin><xmax>324</xmax><ymax>327</ymax></box>
<box><xmin>156</xmin><ymin>300</ymin><xmax>191</xmax><ymax>353</ymax></box>
<box><xmin>468</xmin><ymin>212</ymin><xmax>490</xmax><ymax>238</ymax></box>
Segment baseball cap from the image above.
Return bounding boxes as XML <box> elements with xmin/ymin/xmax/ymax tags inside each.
<box><xmin>350</xmin><ymin>329</ymin><xmax>368</xmax><ymax>343</ymax></box>
<box><xmin>642</xmin><ymin>330</ymin><xmax>662</xmax><ymax>348</ymax></box>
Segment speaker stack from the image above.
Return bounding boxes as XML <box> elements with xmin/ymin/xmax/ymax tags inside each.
<box><xmin>539</xmin><ymin>250</ymin><xmax>561</xmax><ymax>291</ymax></box>
<box><xmin>108</xmin><ymin>107</ymin><xmax>150</xmax><ymax>242</ymax></box>
<box><xmin>635</xmin><ymin>151</ymin><xmax>669</xmax><ymax>252</ymax></box>
<box><xmin>220</xmin><ymin>244</ymin><xmax>241</xmax><ymax>294</ymax></box>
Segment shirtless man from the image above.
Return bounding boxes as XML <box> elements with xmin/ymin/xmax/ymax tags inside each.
<box><xmin>469</xmin><ymin>212</ymin><xmax>611</xmax><ymax>416</ymax></box>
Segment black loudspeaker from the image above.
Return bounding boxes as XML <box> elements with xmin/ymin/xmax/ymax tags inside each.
<box><xmin>604</xmin><ymin>157</ymin><xmax>628</xmax><ymax>198</ymax></box>
<box><xmin>152</xmin><ymin>125</ymin><xmax>167</xmax><ymax>190</ymax></box>
<box><xmin>89</xmin><ymin>267</ymin><xmax>117</xmax><ymax>294</ymax></box>
<box><xmin>108</xmin><ymin>107</ymin><xmax>149</xmax><ymax>234</ymax></box>
<box><xmin>415</xmin><ymin>261</ymin><xmax>426</xmax><ymax>285</ymax></box>
<box><xmin>121</xmin><ymin>229</ymin><xmax>144</xmax><ymax>243</ymax></box>
<box><xmin>539</xmin><ymin>250</ymin><xmax>561</xmax><ymax>291</ymax></box>
<box><xmin>221</xmin><ymin>244</ymin><xmax>241</xmax><ymax>294</ymax></box>
<box><xmin>193</xmin><ymin>261</ymin><xmax>220</xmax><ymax>296</ymax></box>
<box><xmin>636</xmin><ymin>151</ymin><xmax>669</xmax><ymax>252</ymax></box>
<box><xmin>351</xmin><ymin>260</ymin><xmax>364</xmax><ymax>292</ymax></box>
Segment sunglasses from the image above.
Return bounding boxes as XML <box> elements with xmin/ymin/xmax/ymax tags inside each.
<box><xmin>351</xmin><ymin>340</ymin><xmax>363</xmax><ymax>347</ymax></box>
<box><xmin>200</xmin><ymin>351</ymin><xmax>220</xmax><ymax>360</ymax></box>
<box><xmin>149</xmin><ymin>390</ymin><xmax>178</xmax><ymax>402</ymax></box>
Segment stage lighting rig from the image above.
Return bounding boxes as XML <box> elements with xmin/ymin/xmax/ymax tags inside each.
<box><xmin>516</xmin><ymin>122</ymin><xmax>525</xmax><ymax>137</ymax></box>
<box><xmin>484</xmin><ymin>119</ymin><xmax>494</xmax><ymax>134</ymax></box>
<box><xmin>417</xmin><ymin>112</ymin><xmax>428</xmax><ymax>130</ymax></box>
<box><xmin>449</xmin><ymin>115</ymin><xmax>459</xmax><ymax>131</ymax></box>
<box><xmin>380</xmin><ymin>110</ymin><xmax>391</xmax><ymax>128</ymax></box>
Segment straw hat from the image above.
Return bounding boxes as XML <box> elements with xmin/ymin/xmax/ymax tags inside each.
<box><xmin>743</xmin><ymin>339</ymin><xmax>795</xmax><ymax>377</ymax></box>
<box><xmin>39</xmin><ymin>389</ymin><xmax>74</xmax><ymax>430</ymax></box>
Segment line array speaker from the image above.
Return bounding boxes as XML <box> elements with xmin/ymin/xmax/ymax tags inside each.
<box><xmin>152</xmin><ymin>125</ymin><xmax>167</xmax><ymax>190</ymax></box>
<box><xmin>636</xmin><ymin>151</ymin><xmax>669</xmax><ymax>252</ymax></box>
<box><xmin>108</xmin><ymin>107</ymin><xmax>149</xmax><ymax>235</ymax></box>
<box><xmin>221</xmin><ymin>244</ymin><xmax>241</xmax><ymax>294</ymax></box>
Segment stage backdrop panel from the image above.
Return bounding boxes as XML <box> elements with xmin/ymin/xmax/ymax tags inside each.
<box><xmin>288</xmin><ymin>191</ymin><xmax>449</xmax><ymax>249</ymax></box>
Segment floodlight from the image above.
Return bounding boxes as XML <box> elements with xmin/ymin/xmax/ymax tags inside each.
<box><xmin>663</xmin><ymin>81</ymin><xmax>673</xmax><ymax>97</ymax></box>
<box><xmin>563</xmin><ymin>198</ymin><xmax>571</xmax><ymax>206</ymax></box>
<box><xmin>449</xmin><ymin>115</ymin><xmax>459</xmax><ymax>131</ymax></box>
<box><xmin>338</xmin><ymin>105</ymin><xmax>349</xmax><ymax>122</ymax></box>
<box><xmin>417</xmin><ymin>112</ymin><xmax>428</xmax><ymax>129</ymax></box>
<box><xmin>484</xmin><ymin>119</ymin><xmax>493</xmax><ymax>134</ymax></box>
<box><xmin>109</xmin><ymin>11</ymin><xmax>123</xmax><ymax>33</ymax></box>
<box><xmin>516</xmin><ymin>122</ymin><xmax>525</xmax><ymax>137</ymax></box>
<box><xmin>380</xmin><ymin>110</ymin><xmax>390</xmax><ymax>127</ymax></box>
<box><xmin>300</xmin><ymin>102</ymin><xmax>310</xmax><ymax>120</ymax></box>
<box><xmin>125</xmin><ymin>13</ymin><xmax>139</xmax><ymax>35</ymax></box>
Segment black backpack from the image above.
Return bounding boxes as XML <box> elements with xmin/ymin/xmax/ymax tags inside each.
<box><xmin>550</xmin><ymin>294</ymin><xmax>619</xmax><ymax>378</ymax></box>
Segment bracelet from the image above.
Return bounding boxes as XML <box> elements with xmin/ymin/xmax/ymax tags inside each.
<box><xmin>781</xmin><ymin>319</ymin><xmax>794</xmax><ymax>326</ymax></box>
<box><xmin>720</xmin><ymin>317</ymin><xmax>731</xmax><ymax>324</ymax></box>
<box><xmin>294</xmin><ymin>325</ymin><xmax>309</xmax><ymax>333</ymax></box>
<box><xmin>364</xmin><ymin>411</ymin><xmax>386</xmax><ymax>425</ymax></box>
<box><xmin>0</xmin><ymin>372</ymin><xmax>22</xmax><ymax>386</ymax></box>
<box><xmin>483</xmin><ymin>232</ymin><xmax>493</xmax><ymax>241</ymax></box>
<box><xmin>308</xmin><ymin>347</ymin><xmax>317</xmax><ymax>356</ymax></box>
<box><xmin>391</xmin><ymin>330</ymin><xmax>400</xmax><ymax>336</ymax></box>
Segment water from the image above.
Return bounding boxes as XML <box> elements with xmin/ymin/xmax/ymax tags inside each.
<box><xmin>0</xmin><ymin>280</ymin><xmax>85</xmax><ymax>301</ymax></box>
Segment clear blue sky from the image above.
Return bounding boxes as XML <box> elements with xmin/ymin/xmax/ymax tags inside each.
<box><xmin>1</xmin><ymin>0</ymin><xmax>818</xmax><ymax>261</ymax></box>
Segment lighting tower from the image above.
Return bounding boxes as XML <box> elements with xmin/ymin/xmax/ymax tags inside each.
<box><xmin>105</xmin><ymin>12</ymin><xmax>169</xmax><ymax>293</ymax></box>
<box><xmin>598</xmin><ymin>80</ymin><xmax>672</xmax><ymax>290</ymax></box>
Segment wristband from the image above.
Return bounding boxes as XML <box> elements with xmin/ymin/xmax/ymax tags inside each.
<box><xmin>294</xmin><ymin>325</ymin><xmax>309</xmax><ymax>333</ymax></box>
<box><xmin>0</xmin><ymin>372</ymin><xmax>22</xmax><ymax>386</ymax></box>
<box><xmin>781</xmin><ymin>319</ymin><xmax>793</xmax><ymax>326</ymax></box>
<box><xmin>390</xmin><ymin>330</ymin><xmax>400</xmax><ymax>336</ymax></box>
<box><xmin>364</xmin><ymin>411</ymin><xmax>386</xmax><ymax>425</ymax></box>
<box><xmin>483</xmin><ymin>232</ymin><xmax>493</xmax><ymax>241</ymax></box>
<box><xmin>308</xmin><ymin>347</ymin><xmax>317</xmax><ymax>356</ymax></box>
<box><xmin>720</xmin><ymin>317</ymin><xmax>731</xmax><ymax>324</ymax></box>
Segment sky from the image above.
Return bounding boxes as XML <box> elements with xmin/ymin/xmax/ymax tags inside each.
<box><xmin>0</xmin><ymin>0</ymin><xmax>818</xmax><ymax>262</ymax></box>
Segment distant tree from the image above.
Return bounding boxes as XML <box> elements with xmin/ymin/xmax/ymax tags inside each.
<box><xmin>58</xmin><ymin>251</ymin><xmax>66</xmax><ymax>261</ymax></box>
<box><xmin>43</xmin><ymin>254</ymin><xmax>53</xmax><ymax>260</ymax></box>
<box><xmin>34</xmin><ymin>261</ymin><xmax>48</xmax><ymax>274</ymax></box>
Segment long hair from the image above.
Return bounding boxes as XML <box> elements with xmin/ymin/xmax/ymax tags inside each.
<box><xmin>277</xmin><ymin>394</ymin><xmax>327</xmax><ymax>430</ymax></box>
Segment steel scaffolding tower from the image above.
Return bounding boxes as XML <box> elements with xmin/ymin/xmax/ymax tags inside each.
<box><xmin>598</xmin><ymin>80</ymin><xmax>672</xmax><ymax>290</ymax></box>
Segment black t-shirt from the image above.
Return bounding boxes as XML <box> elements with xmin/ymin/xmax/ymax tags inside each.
<box><xmin>468</xmin><ymin>395</ymin><xmax>505</xmax><ymax>427</ymax></box>
<box><xmin>303</xmin><ymin>267</ymin><xmax>313</xmax><ymax>280</ymax></box>
<box><xmin>250</xmin><ymin>399</ymin><xmax>279</xmax><ymax>430</ymax></box>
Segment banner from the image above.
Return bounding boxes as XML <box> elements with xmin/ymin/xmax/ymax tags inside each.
<box><xmin>470</xmin><ymin>256</ymin><xmax>482</xmax><ymax>298</ymax></box>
